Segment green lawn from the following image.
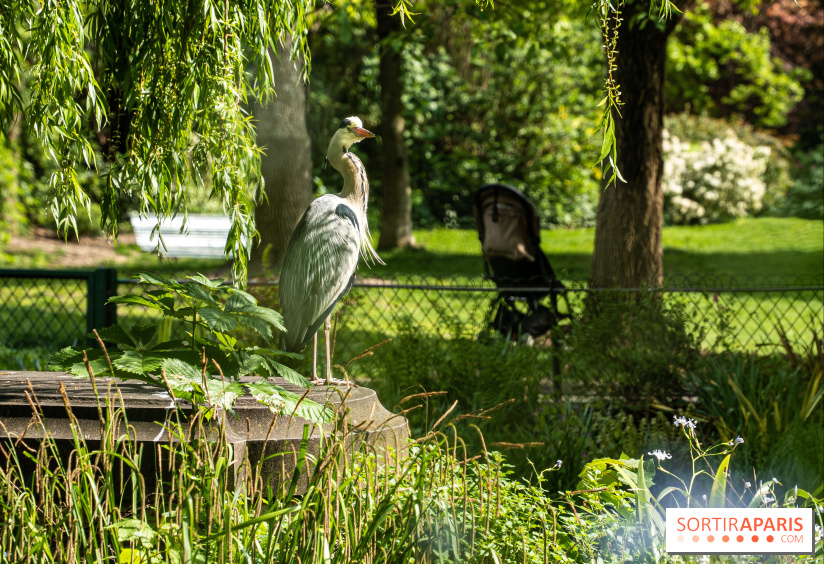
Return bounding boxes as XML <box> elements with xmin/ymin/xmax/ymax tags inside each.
<box><xmin>6</xmin><ymin>217</ymin><xmax>817</xmax><ymax>282</ymax></box>
<box><xmin>367</xmin><ymin>218</ymin><xmax>824</xmax><ymax>281</ymax></box>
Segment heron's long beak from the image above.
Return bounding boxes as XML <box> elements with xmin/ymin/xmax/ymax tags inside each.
<box><xmin>354</xmin><ymin>127</ymin><xmax>374</xmax><ymax>138</ymax></box>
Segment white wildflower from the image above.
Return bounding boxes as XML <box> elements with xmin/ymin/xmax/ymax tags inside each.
<box><xmin>673</xmin><ymin>415</ymin><xmax>697</xmax><ymax>434</ymax></box>
<box><xmin>554</xmin><ymin>460</ymin><xmax>563</xmax><ymax>469</ymax></box>
<box><xmin>648</xmin><ymin>450</ymin><xmax>672</xmax><ymax>461</ymax></box>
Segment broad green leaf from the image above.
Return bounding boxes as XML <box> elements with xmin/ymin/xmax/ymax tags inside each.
<box><xmin>137</xmin><ymin>272</ymin><xmax>179</xmax><ymax>288</ymax></box>
<box><xmin>225</xmin><ymin>289</ymin><xmax>257</xmax><ymax>309</ymax></box>
<box><xmin>144</xmin><ymin>289</ymin><xmax>176</xmax><ymax>311</ymax></box>
<box><xmin>69</xmin><ymin>356</ymin><xmax>113</xmax><ymax>378</ymax></box>
<box><xmin>187</xmin><ymin>273</ymin><xmax>224</xmax><ymax>289</ymax></box>
<box><xmin>280</xmin><ymin>389</ymin><xmax>335</xmax><ymax>424</ymax></box>
<box><xmin>47</xmin><ymin>347</ymin><xmax>83</xmax><ymax>371</ymax></box>
<box><xmin>262</xmin><ymin>358</ymin><xmax>310</xmax><ymax>387</ymax></box>
<box><xmin>108</xmin><ymin>294</ymin><xmax>162</xmax><ymax>309</ymax></box>
<box><xmin>243</xmin><ymin>346</ymin><xmax>304</xmax><ymax>360</ymax></box>
<box><xmin>200</xmin><ymin>307</ymin><xmax>238</xmax><ymax>333</ymax></box>
<box><xmin>180</xmin><ymin>282</ymin><xmax>219</xmax><ymax>306</ymax></box>
<box><xmin>214</xmin><ymin>332</ymin><xmax>238</xmax><ymax>351</ymax></box>
<box><xmin>205</xmin><ymin>379</ymin><xmax>244</xmax><ymax>411</ymax></box>
<box><xmin>114</xmin><ymin>518</ymin><xmax>157</xmax><ymax>548</ymax></box>
<box><xmin>242</xmin><ymin>305</ymin><xmax>285</xmax><ymax>330</ymax></box>
<box><xmin>236</xmin><ymin>354</ymin><xmax>266</xmax><ymax>378</ymax></box>
<box><xmin>114</xmin><ymin>351</ymin><xmax>165</xmax><ymax>375</ymax></box>
<box><xmin>235</xmin><ymin>312</ymin><xmax>273</xmax><ymax>342</ymax></box>
<box><xmin>92</xmin><ymin>324</ymin><xmax>138</xmax><ymax>348</ymax></box>
<box><xmin>162</xmin><ymin>358</ymin><xmax>203</xmax><ymax>382</ymax></box>
<box><xmin>245</xmin><ymin>380</ymin><xmax>287</xmax><ymax>412</ymax></box>
<box><xmin>118</xmin><ymin>549</ymin><xmax>146</xmax><ymax>564</ymax></box>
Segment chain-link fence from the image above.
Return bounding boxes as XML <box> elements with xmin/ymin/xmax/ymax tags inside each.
<box><xmin>0</xmin><ymin>269</ymin><xmax>117</xmax><ymax>350</ymax></box>
<box><xmin>288</xmin><ymin>275</ymin><xmax>823</xmax><ymax>361</ymax></box>
<box><xmin>1</xmin><ymin>270</ymin><xmax>821</xmax><ymax>362</ymax></box>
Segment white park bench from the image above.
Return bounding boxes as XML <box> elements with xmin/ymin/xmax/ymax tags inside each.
<box><xmin>130</xmin><ymin>215</ymin><xmax>233</xmax><ymax>259</ymax></box>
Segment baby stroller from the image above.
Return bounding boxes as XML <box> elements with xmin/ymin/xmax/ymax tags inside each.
<box><xmin>473</xmin><ymin>183</ymin><xmax>571</xmax><ymax>342</ymax></box>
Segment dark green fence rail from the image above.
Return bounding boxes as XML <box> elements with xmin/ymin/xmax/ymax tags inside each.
<box><xmin>0</xmin><ymin>268</ymin><xmax>118</xmax><ymax>349</ymax></box>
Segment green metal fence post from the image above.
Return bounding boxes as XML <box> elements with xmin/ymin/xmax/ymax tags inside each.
<box><xmin>86</xmin><ymin>268</ymin><xmax>118</xmax><ymax>347</ymax></box>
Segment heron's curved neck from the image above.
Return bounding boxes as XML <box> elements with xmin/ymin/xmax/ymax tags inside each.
<box><xmin>326</xmin><ymin>136</ymin><xmax>383</xmax><ymax>265</ymax></box>
<box><xmin>327</xmin><ymin>140</ymin><xmax>369</xmax><ymax>212</ymax></box>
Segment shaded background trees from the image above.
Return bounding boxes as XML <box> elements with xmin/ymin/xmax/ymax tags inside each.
<box><xmin>0</xmin><ymin>0</ymin><xmax>820</xmax><ymax>278</ymax></box>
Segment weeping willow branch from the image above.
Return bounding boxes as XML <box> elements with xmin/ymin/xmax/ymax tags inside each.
<box><xmin>0</xmin><ymin>0</ymin><xmax>314</xmax><ymax>286</ymax></box>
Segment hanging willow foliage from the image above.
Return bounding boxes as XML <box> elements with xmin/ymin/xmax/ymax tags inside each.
<box><xmin>0</xmin><ymin>0</ymin><xmax>675</xmax><ymax>285</ymax></box>
<box><xmin>1</xmin><ymin>0</ymin><xmax>321</xmax><ymax>285</ymax></box>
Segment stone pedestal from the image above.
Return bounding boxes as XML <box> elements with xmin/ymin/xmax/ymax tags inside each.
<box><xmin>0</xmin><ymin>371</ymin><xmax>407</xmax><ymax>493</ymax></box>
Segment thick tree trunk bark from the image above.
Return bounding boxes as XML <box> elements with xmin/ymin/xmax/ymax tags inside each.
<box><xmin>250</xmin><ymin>39</ymin><xmax>313</xmax><ymax>274</ymax></box>
<box><xmin>376</xmin><ymin>0</ymin><xmax>416</xmax><ymax>251</ymax></box>
<box><xmin>589</xmin><ymin>4</ymin><xmax>681</xmax><ymax>289</ymax></box>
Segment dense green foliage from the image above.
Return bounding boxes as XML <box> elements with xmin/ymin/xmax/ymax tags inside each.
<box><xmin>688</xmin><ymin>348</ymin><xmax>824</xmax><ymax>490</ymax></box>
<box><xmin>2</xmin><ymin>385</ymin><xmax>821</xmax><ymax>562</ymax></box>
<box><xmin>0</xmin><ymin>0</ymin><xmax>327</xmax><ymax>283</ymax></box>
<box><xmin>47</xmin><ymin>272</ymin><xmax>332</xmax><ymax>422</ymax></box>
<box><xmin>779</xmin><ymin>145</ymin><xmax>824</xmax><ymax>220</ymax></box>
<box><xmin>0</xmin><ymin>0</ymin><xmax>818</xmax><ymax>258</ymax></box>
<box><xmin>358</xmin><ymin>293</ymin><xmax>823</xmax><ymax>497</ymax></box>
<box><xmin>667</xmin><ymin>2</ymin><xmax>806</xmax><ymax>129</ymax></box>
<box><xmin>307</xmin><ymin>4</ymin><xmax>603</xmax><ymax>229</ymax></box>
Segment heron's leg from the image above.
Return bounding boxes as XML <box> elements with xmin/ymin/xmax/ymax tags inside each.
<box><xmin>311</xmin><ymin>333</ymin><xmax>319</xmax><ymax>383</ymax></box>
<box><xmin>324</xmin><ymin>316</ymin><xmax>332</xmax><ymax>385</ymax></box>
<box><xmin>321</xmin><ymin>316</ymin><xmax>356</xmax><ymax>387</ymax></box>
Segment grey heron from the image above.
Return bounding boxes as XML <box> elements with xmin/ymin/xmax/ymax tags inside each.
<box><xmin>279</xmin><ymin>116</ymin><xmax>383</xmax><ymax>385</ymax></box>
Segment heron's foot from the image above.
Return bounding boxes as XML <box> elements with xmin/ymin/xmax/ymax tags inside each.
<box><xmin>318</xmin><ymin>377</ymin><xmax>358</xmax><ymax>388</ymax></box>
<box><xmin>308</xmin><ymin>377</ymin><xmax>357</xmax><ymax>388</ymax></box>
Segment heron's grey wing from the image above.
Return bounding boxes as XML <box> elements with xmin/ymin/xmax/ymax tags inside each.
<box><xmin>280</xmin><ymin>196</ymin><xmax>361</xmax><ymax>352</ymax></box>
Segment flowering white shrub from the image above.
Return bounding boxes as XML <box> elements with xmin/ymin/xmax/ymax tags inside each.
<box><xmin>663</xmin><ymin>129</ymin><xmax>771</xmax><ymax>224</ymax></box>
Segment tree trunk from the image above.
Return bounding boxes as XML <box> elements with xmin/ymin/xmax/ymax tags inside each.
<box><xmin>589</xmin><ymin>4</ymin><xmax>681</xmax><ymax>289</ymax></box>
<box><xmin>376</xmin><ymin>0</ymin><xmax>416</xmax><ymax>251</ymax></box>
<box><xmin>250</xmin><ymin>39</ymin><xmax>313</xmax><ymax>274</ymax></box>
